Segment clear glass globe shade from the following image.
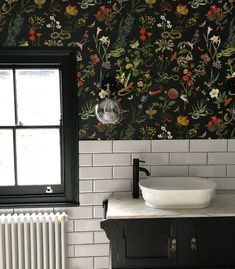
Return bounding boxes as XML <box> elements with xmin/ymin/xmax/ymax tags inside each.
<box><xmin>95</xmin><ymin>98</ymin><xmax>120</xmax><ymax>124</ymax></box>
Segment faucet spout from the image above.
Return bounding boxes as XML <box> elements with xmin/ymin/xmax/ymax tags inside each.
<box><xmin>139</xmin><ymin>167</ymin><xmax>150</xmax><ymax>176</ymax></box>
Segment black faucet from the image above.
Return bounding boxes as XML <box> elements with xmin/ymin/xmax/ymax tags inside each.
<box><xmin>132</xmin><ymin>158</ymin><xmax>150</xmax><ymax>199</ymax></box>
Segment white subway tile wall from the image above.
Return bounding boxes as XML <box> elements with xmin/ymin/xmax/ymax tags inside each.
<box><xmin>0</xmin><ymin>139</ymin><xmax>234</xmax><ymax>269</ymax></box>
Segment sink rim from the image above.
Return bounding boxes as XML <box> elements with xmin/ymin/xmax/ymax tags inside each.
<box><xmin>139</xmin><ymin>177</ymin><xmax>217</xmax><ymax>192</ymax></box>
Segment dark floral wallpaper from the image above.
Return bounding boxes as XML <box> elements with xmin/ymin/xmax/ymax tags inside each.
<box><xmin>0</xmin><ymin>0</ymin><xmax>234</xmax><ymax>139</ymax></box>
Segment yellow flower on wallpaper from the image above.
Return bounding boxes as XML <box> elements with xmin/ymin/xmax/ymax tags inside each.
<box><xmin>66</xmin><ymin>5</ymin><xmax>78</xmax><ymax>16</ymax></box>
<box><xmin>176</xmin><ymin>5</ymin><xmax>189</xmax><ymax>15</ymax></box>
<box><xmin>145</xmin><ymin>107</ymin><xmax>157</xmax><ymax>119</ymax></box>
<box><xmin>34</xmin><ymin>0</ymin><xmax>46</xmax><ymax>8</ymax></box>
<box><xmin>145</xmin><ymin>0</ymin><xmax>157</xmax><ymax>8</ymax></box>
<box><xmin>177</xmin><ymin>115</ymin><xmax>189</xmax><ymax>126</ymax></box>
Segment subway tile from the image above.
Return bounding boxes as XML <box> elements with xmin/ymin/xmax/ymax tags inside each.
<box><xmin>94</xmin><ymin>231</ymin><xmax>109</xmax><ymax>243</ymax></box>
<box><xmin>132</xmin><ymin>153</ymin><xmax>169</xmax><ymax>165</ymax></box>
<box><xmin>170</xmin><ymin>153</ymin><xmax>207</xmax><ymax>165</ymax></box>
<box><xmin>116</xmin><ymin>191</ymin><xmax>132</xmax><ymax>196</ymax></box>
<box><xmin>113</xmin><ymin>140</ymin><xmax>150</xmax><ymax>153</ymax></box>
<box><xmin>80</xmin><ymin>193</ymin><xmax>110</xmax><ymax>206</ymax></box>
<box><xmin>93</xmin><ymin>154</ymin><xmax>131</xmax><ymax>166</ymax></box>
<box><xmin>113</xmin><ymin>166</ymin><xmax>149</xmax><ymax>179</ymax></box>
<box><xmin>79</xmin><ymin>141</ymin><xmax>112</xmax><ymax>153</ymax></box>
<box><xmin>190</xmin><ymin>139</ymin><xmax>227</xmax><ymax>152</ymax></box>
<box><xmin>209</xmin><ymin>178</ymin><xmax>235</xmax><ymax>190</ymax></box>
<box><xmin>227</xmin><ymin>165</ymin><xmax>235</xmax><ymax>177</ymax></box>
<box><xmin>152</xmin><ymin>140</ymin><xmax>189</xmax><ymax>152</ymax></box>
<box><xmin>113</xmin><ymin>166</ymin><xmax>132</xmax><ymax>178</ymax></box>
<box><xmin>80</xmin><ymin>167</ymin><xmax>112</xmax><ymax>179</ymax></box>
<box><xmin>208</xmin><ymin>153</ymin><xmax>235</xmax><ymax>164</ymax></box>
<box><xmin>66</xmin><ymin>245</ymin><xmax>75</xmax><ymax>258</ymax></box>
<box><xmin>93</xmin><ymin>206</ymin><xmax>103</xmax><ymax>219</ymax></box>
<box><xmin>228</xmin><ymin>140</ymin><xmax>235</xmax><ymax>151</ymax></box>
<box><xmin>67</xmin><ymin>257</ymin><xmax>93</xmax><ymax>269</ymax></box>
<box><xmin>75</xmin><ymin>219</ymin><xmax>101</xmax><ymax>232</ymax></box>
<box><xmin>80</xmin><ymin>180</ymin><xmax>93</xmax><ymax>193</ymax></box>
<box><xmin>189</xmin><ymin>165</ymin><xmax>226</xmax><ymax>178</ymax></box>
<box><xmin>94</xmin><ymin>257</ymin><xmax>109</xmax><ymax>269</ymax></box>
<box><xmin>79</xmin><ymin>154</ymin><xmax>92</xmax><ymax>166</ymax></box>
<box><xmin>54</xmin><ymin>206</ymin><xmax>92</xmax><ymax>219</ymax></box>
<box><xmin>67</xmin><ymin>232</ymin><xmax>93</xmax><ymax>244</ymax></box>
<box><xmin>75</xmin><ymin>244</ymin><xmax>109</xmax><ymax>257</ymax></box>
<box><xmin>151</xmin><ymin>166</ymin><xmax>188</xmax><ymax>177</ymax></box>
<box><xmin>66</xmin><ymin>220</ymin><xmax>74</xmax><ymax>232</ymax></box>
<box><xmin>93</xmin><ymin>179</ymin><xmax>131</xmax><ymax>193</ymax></box>
<box><xmin>223</xmin><ymin>178</ymin><xmax>235</xmax><ymax>189</ymax></box>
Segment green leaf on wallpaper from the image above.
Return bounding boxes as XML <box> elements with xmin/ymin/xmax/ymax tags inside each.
<box><xmin>178</xmin><ymin>48</ymin><xmax>189</xmax><ymax>55</ymax></box>
<box><xmin>132</xmin><ymin>68</ymin><xmax>139</xmax><ymax>77</ymax></box>
<box><xmin>133</xmin><ymin>59</ymin><xmax>141</xmax><ymax>67</ymax></box>
<box><xmin>214</xmin><ymin>99</ymin><xmax>223</xmax><ymax>105</ymax></box>
<box><xmin>217</xmin><ymin>48</ymin><xmax>235</xmax><ymax>58</ymax></box>
<box><xmin>125</xmin><ymin>63</ymin><xmax>133</xmax><ymax>69</ymax></box>
<box><xmin>152</xmin><ymin>102</ymin><xmax>160</xmax><ymax>107</ymax></box>
<box><xmin>158</xmin><ymin>96</ymin><xmax>166</xmax><ymax>101</ymax></box>
<box><xmin>177</xmin><ymin>42</ymin><xmax>186</xmax><ymax>48</ymax></box>
<box><xmin>181</xmin><ymin>63</ymin><xmax>190</xmax><ymax>68</ymax></box>
<box><xmin>222</xmin><ymin>92</ymin><xmax>227</xmax><ymax>98</ymax></box>
<box><xmin>168</xmin><ymin>100</ymin><xmax>176</xmax><ymax>106</ymax></box>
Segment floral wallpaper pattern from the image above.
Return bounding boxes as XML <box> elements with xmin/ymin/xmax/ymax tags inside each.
<box><xmin>0</xmin><ymin>0</ymin><xmax>234</xmax><ymax>139</ymax></box>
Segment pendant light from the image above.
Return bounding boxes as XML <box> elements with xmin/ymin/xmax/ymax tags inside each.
<box><xmin>95</xmin><ymin>83</ymin><xmax>121</xmax><ymax>124</ymax></box>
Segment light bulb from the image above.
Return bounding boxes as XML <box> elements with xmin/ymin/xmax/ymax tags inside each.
<box><xmin>95</xmin><ymin>97</ymin><xmax>120</xmax><ymax>124</ymax></box>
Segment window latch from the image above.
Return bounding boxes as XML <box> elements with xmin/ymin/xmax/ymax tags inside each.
<box><xmin>46</xmin><ymin>186</ymin><xmax>53</xmax><ymax>193</ymax></box>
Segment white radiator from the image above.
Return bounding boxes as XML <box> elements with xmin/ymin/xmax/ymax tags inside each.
<box><xmin>0</xmin><ymin>212</ymin><xmax>68</xmax><ymax>269</ymax></box>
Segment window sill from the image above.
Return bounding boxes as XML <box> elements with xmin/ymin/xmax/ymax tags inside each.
<box><xmin>0</xmin><ymin>202</ymin><xmax>80</xmax><ymax>209</ymax></box>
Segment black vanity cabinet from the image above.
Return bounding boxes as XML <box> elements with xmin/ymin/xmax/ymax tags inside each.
<box><xmin>101</xmin><ymin>217</ymin><xmax>235</xmax><ymax>269</ymax></box>
<box><xmin>101</xmin><ymin>219</ymin><xmax>177</xmax><ymax>268</ymax></box>
<box><xmin>189</xmin><ymin>218</ymin><xmax>235</xmax><ymax>267</ymax></box>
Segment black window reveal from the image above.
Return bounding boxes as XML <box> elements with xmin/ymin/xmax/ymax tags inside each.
<box><xmin>0</xmin><ymin>49</ymin><xmax>79</xmax><ymax>206</ymax></box>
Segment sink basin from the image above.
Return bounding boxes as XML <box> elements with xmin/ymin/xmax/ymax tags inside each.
<box><xmin>139</xmin><ymin>177</ymin><xmax>216</xmax><ymax>209</ymax></box>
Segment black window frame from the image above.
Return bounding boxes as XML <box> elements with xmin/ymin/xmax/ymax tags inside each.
<box><xmin>0</xmin><ymin>48</ymin><xmax>79</xmax><ymax>207</ymax></box>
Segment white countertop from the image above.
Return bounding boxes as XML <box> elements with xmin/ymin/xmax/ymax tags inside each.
<box><xmin>106</xmin><ymin>192</ymin><xmax>235</xmax><ymax>219</ymax></box>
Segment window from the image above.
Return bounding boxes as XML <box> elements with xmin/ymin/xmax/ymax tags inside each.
<box><xmin>0</xmin><ymin>49</ymin><xmax>78</xmax><ymax>206</ymax></box>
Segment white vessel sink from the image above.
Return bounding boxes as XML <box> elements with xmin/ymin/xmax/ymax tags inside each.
<box><xmin>139</xmin><ymin>177</ymin><xmax>216</xmax><ymax>209</ymax></box>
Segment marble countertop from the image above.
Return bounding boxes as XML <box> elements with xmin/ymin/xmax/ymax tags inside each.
<box><xmin>106</xmin><ymin>192</ymin><xmax>235</xmax><ymax>219</ymax></box>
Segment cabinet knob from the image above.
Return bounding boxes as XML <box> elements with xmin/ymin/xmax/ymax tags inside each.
<box><xmin>170</xmin><ymin>238</ymin><xmax>177</xmax><ymax>252</ymax></box>
<box><xmin>191</xmin><ymin>237</ymin><xmax>197</xmax><ymax>251</ymax></box>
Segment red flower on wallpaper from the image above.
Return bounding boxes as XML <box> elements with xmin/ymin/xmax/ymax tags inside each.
<box><xmin>90</xmin><ymin>54</ymin><xmax>100</xmax><ymax>63</ymax></box>
<box><xmin>168</xmin><ymin>88</ymin><xmax>179</xmax><ymax>100</ymax></box>
<box><xmin>29</xmin><ymin>35</ymin><xmax>36</xmax><ymax>41</ymax></box>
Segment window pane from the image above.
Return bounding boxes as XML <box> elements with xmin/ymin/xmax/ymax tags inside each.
<box><xmin>16</xmin><ymin>69</ymin><xmax>61</xmax><ymax>125</ymax></box>
<box><xmin>0</xmin><ymin>70</ymin><xmax>15</xmax><ymax>125</ymax></box>
<box><xmin>0</xmin><ymin>130</ymin><xmax>15</xmax><ymax>186</ymax></box>
<box><xmin>16</xmin><ymin>129</ymin><xmax>61</xmax><ymax>185</ymax></box>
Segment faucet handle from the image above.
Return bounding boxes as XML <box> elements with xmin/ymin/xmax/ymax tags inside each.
<box><xmin>133</xmin><ymin>158</ymin><xmax>145</xmax><ymax>164</ymax></box>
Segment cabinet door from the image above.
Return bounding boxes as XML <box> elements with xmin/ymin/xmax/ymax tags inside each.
<box><xmin>190</xmin><ymin>218</ymin><xmax>235</xmax><ymax>267</ymax></box>
<box><xmin>115</xmin><ymin>219</ymin><xmax>177</xmax><ymax>268</ymax></box>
